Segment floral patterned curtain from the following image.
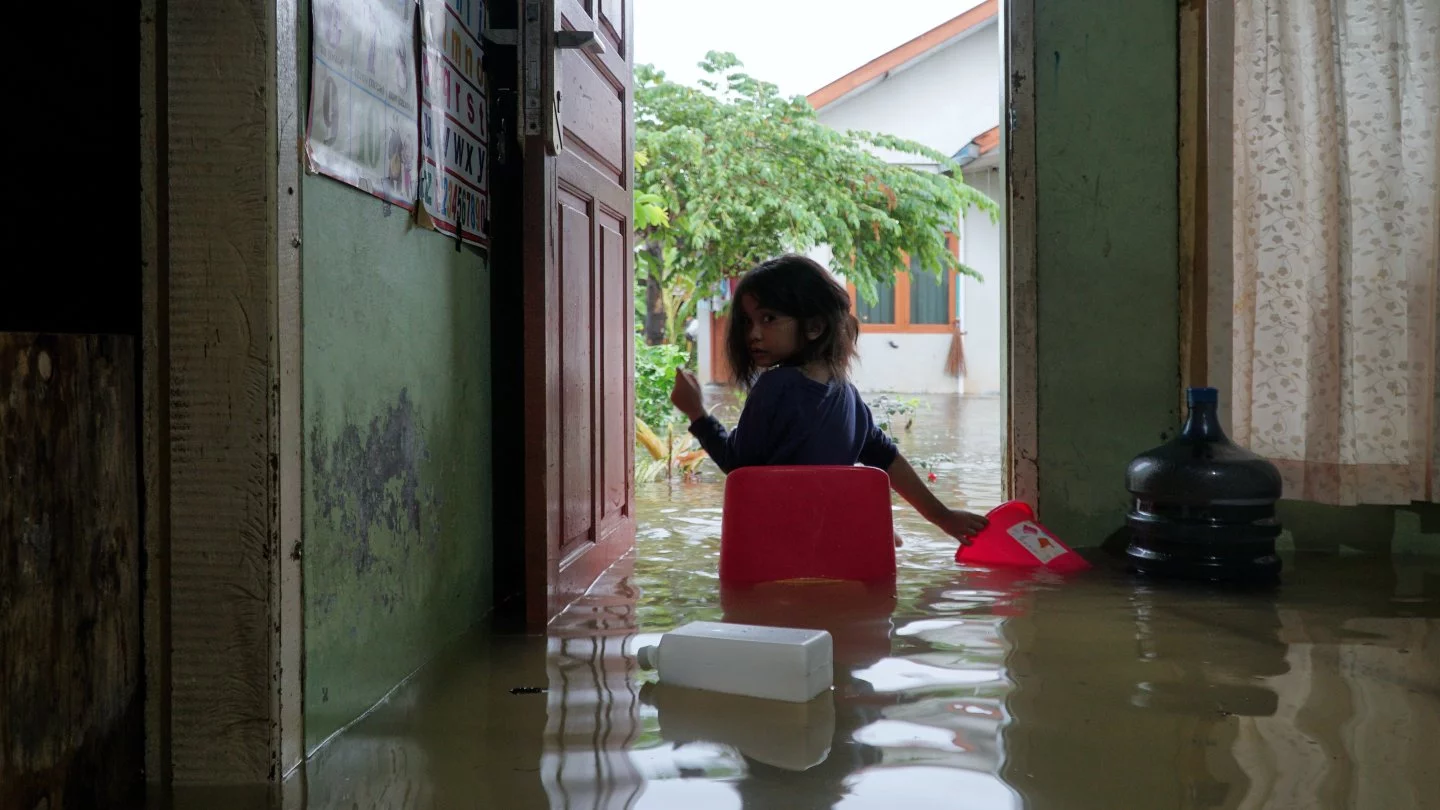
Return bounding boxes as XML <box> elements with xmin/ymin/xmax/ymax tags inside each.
<box><xmin>1231</xmin><ymin>0</ymin><xmax>1439</xmax><ymax>505</ymax></box>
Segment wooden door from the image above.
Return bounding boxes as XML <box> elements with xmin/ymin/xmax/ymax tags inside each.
<box><xmin>523</xmin><ymin>0</ymin><xmax>635</xmax><ymax>628</ymax></box>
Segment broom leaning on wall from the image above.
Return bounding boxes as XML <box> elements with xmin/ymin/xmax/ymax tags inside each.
<box><xmin>944</xmin><ymin>322</ymin><xmax>966</xmax><ymax>379</ymax></box>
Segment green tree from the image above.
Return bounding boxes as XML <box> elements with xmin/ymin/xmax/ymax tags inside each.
<box><xmin>636</xmin><ymin>52</ymin><xmax>998</xmax><ymax>346</ymax></box>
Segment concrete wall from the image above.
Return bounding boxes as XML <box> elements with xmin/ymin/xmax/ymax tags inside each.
<box><xmin>854</xmin><ymin>332</ymin><xmax>961</xmax><ymax>393</ymax></box>
<box><xmin>1030</xmin><ymin>1</ymin><xmax>1438</xmax><ymax>552</ymax></box>
<box><xmin>791</xmin><ymin>243</ymin><xmax>956</xmax><ymax>394</ymax></box>
<box><xmin>819</xmin><ymin>19</ymin><xmax>1001</xmax><ymax>159</ymax></box>
<box><xmin>696</xmin><ymin>299</ymin><xmax>715</xmax><ymax>385</ymax></box>
<box><xmin>1277</xmin><ymin>502</ymin><xmax>1438</xmax><ymax>555</ymax></box>
<box><xmin>299</xmin><ymin>21</ymin><xmax>494</xmax><ymax>751</ymax></box>
<box><xmin>1032</xmin><ymin>0</ymin><xmax>1180</xmax><ymax>544</ymax></box>
<box><xmin>819</xmin><ymin>20</ymin><xmax>1003</xmax><ymax>396</ymax></box>
<box><xmin>302</xmin><ymin>176</ymin><xmax>493</xmax><ymax>753</ymax></box>
<box><xmin>840</xmin><ymin>163</ymin><xmax>1004</xmax><ymax>397</ymax></box>
<box><xmin>961</xmin><ymin>166</ymin><xmax>1004</xmax><ymax>396</ymax></box>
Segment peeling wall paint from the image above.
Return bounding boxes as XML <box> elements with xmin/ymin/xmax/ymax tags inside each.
<box><xmin>297</xmin><ymin>5</ymin><xmax>494</xmax><ymax>752</ymax></box>
<box><xmin>301</xmin><ymin>176</ymin><xmax>492</xmax><ymax>753</ymax></box>
<box><xmin>309</xmin><ymin>388</ymin><xmax>442</xmax><ymax>576</ymax></box>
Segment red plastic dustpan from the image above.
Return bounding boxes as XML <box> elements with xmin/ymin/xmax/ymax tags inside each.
<box><xmin>955</xmin><ymin>501</ymin><xmax>1091</xmax><ymax>573</ymax></box>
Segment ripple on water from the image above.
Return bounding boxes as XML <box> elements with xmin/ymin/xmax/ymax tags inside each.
<box><xmin>613</xmin><ymin>398</ymin><xmax>1439</xmax><ymax>809</ymax></box>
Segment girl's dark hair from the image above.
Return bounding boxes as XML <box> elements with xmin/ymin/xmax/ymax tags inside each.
<box><xmin>725</xmin><ymin>254</ymin><xmax>860</xmax><ymax>388</ymax></box>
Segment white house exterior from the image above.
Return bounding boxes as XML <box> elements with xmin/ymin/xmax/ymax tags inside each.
<box><xmin>697</xmin><ymin>3</ymin><xmax>1004</xmax><ymax>396</ymax></box>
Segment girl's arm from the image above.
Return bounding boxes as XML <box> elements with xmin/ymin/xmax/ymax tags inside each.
<box><xmin>670</xmin><ymin>368</ymin><xmax>709</xmax><ymax>423</ymax></box>
<box><xmin>671</xmin><ymin>368</ymin><xmax>787</xmax><ymax>473</ymax></box>
<box><xmin>887</xmin><ymin>453</ymin><xmax>987</xmax><ymax>544</ymax></box>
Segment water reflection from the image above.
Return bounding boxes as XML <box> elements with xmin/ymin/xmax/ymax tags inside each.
<box><xmin>641</xmin><ymin>684</ymin><xmax>836</xmax><ymax>772</ymax></box>
<box><xmin>249</xmin><ymin>397</ymin><xmax>1440</xmax><ymax>810</ymax></box>
<box><xmin>542</xmin><ymin>556</ymin><xmax>646</xmax><ymax>810</ymax></box>
<box><xmin>552</xmin><ymin>396</ymin><xmax>1439</xmax><ymax>809</ymax></box>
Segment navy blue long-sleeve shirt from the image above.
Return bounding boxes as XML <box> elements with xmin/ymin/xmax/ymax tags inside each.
<box><xmin>689</xmin><ymin>366</ymin><xmax>899</xmax><ymax>474</ymax></box>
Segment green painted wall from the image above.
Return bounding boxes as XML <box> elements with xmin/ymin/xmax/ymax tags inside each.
<box><xmin>1033</xmin><ymin>0</ymin><xmax>1180</xmax><ymax>545</ymax></box>
<box><xmin>297</xmin><ymin>6</ymin><xmax>495</xmax><ymax>754</ymax></box>
<box><xmin>1030</xmin><ymin>4</ymin><xmax>1438</xmax><ymax>554</ymax></box>
<box><xmin>301</xmin><ymin>177</ymin><xmax>493</xmax><ymax>752</ymax></box>
<box><xmin>1278</xmin><ymin>502</ymin><xmax>1439</xmax><ymax>555</ymax></box>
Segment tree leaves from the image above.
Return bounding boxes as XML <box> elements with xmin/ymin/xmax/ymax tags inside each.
<box><xmin>635</xmin><ymin>52</ymin><xmax>999</xmax><ymax>339</ymax></box>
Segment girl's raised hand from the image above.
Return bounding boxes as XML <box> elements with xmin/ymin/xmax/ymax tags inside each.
<box><xmin>670</xmin><ymin>367</ymin><xmax>707</xmax><ymax>422</ymax></box>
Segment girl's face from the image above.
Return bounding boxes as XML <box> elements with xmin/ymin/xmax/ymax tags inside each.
<box><xmin>739</xmin><ymin>294</ymin><xmax>819</xmax><ymax>368</ymax></box>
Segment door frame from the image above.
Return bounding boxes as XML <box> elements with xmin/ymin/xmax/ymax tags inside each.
<box><xmin>1003</xmin><ymin>0</ymin><xmax>1040</xmax><ymax>508</ymax></box>
<box><xmin>139</xmin><ymin>0</ymin><xmax>305</xmax><ymax>787</ymax></box>
<box><xmin>1003</xmin><ymin>0</ymin><xmax>1231</xmax><ymax>503</ymax></box>
<box><xmin>1200</xmin><ymin>0</ymin><xmax>1236</xmax><ymax>420</ymax></box>
<box><xmin>1178</xmin><ymin>0</ymin><xmax>1236</xmax><ymax>421</ymax></box>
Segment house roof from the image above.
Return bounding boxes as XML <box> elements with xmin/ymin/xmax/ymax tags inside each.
<box><xmin>807</xmin><ymin>0</ymin><xmax>999</xmax><ymax>111</ymax></box>
<box><xmin>953</xmin><ymin>126</ymin><xmax>1000</xmax><ymax>166</ymax></box>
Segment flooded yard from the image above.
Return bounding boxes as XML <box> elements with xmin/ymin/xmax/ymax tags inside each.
<box><xmin>250</xmin><ymin>395</ymin><xmax>1439</xmax><ymax>810</ymax></box>
<box><xmin>633</xmin><ymin>393</ymin><xmax>1006</xmax><ymax>621</ymax></box>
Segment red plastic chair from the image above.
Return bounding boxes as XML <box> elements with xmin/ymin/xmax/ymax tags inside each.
<box><xmin>719</xmin><ymin>466</ymin><xmax>897</xmax><ymax>585</ymax></box>
<box><xmin>955</xmin><ymin>501</ymin><xmax>1091</xmax><ymax>573</ymax></box>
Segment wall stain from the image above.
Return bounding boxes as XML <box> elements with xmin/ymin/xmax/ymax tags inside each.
<box><xmin>309</xmin><ymin>388</ymin><xmax>440</xmax><ymax>575</ymax></box>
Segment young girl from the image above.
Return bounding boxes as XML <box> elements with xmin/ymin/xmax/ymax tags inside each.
<box><xmin>670</xmin><ymin>254</ymin><xmax>988</xmax><ymax>545</ymax></box>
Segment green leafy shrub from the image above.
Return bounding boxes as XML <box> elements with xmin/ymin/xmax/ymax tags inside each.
<box><xmin>635</xmin><ymin>334</ymin><xmax>690</xmax><ymax>431</ymax></box>
<box><xmin>867</xmin><ymin>395</ymin><xmax>923</xmax><ymax>434</ymax></box>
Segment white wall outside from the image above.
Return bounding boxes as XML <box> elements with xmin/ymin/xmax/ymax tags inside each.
<box><xmin>854</xmin><ymin>333</ymin><xmax>960</xmax><ymax>393</ymax></box>
<box><xmin>696</xmin><ymin>299</ymin><xmax>714</xmax><ymax>384</ymax></box>
<box><xmin>817</xmin><ymin>20</ymin><xmax>1000</xmax><ymax>163</ymax></box>
<box><xmin>693</xmin><ymin>16</ymin><xmax>1004</xmax><ymax>397</ymax></box>
<box><xmin>822</xmin><ymin>21</ymin><xmax>1002</xmax><ymax>395</ymax></box>
<box><xmin>960</xmin><ymin>166</ymin><xmax>1003</xmax><ymax>395</ymax></box>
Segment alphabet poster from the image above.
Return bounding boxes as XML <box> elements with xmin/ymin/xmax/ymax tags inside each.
<box><xmin>418</xmin><ymin>0</ymin><xmax>489</xmax><ymax>242</ymax></box>
<box><xmin>306</xmin><ymin>0</ymin><xmax>420</xmax><ymax>207</ymax></box>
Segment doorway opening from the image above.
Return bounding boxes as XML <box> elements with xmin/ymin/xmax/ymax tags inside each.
<box><xmin>628</xmin><ymin>1</ymin><xmax>1015</xmax><ymax>562</ymax></box>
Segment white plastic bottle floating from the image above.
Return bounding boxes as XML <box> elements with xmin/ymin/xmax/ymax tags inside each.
<box><xmin>636</xmin><ymin>621</ymin><xmax>833</xmax><ymax>703</ymax></box>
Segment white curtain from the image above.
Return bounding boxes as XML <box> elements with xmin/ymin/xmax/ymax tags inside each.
<box><xmin>1231</xmin><ymin>0</ymin><xmax>1439</xmax><ymax>505</ymax></box>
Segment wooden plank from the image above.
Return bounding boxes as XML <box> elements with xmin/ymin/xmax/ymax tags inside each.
<box><xmin>559</xmin><ymin>185</ymin><xmax>597</xmax><ymax>552</ymax></box>
<box><xmin>600</xmin><ymin>211</ymin><xmax>628</xmax><ymax>520</ymax></box>
<box><xmin>559</xmin><ymin>48</ymin><xmax>625</xmax><ymax>183</ymax></box>
<box><xmin>141</xmin><ymin>0</ymin><xmax>304</xmax><ymax>786</ymax></box>
<box><xmin>1004</xmin><ymin>0</ymin><xmax>1040</xmax><ymax>507</ymax></box>
<box><xmin>1</xmin><ymin>334</ymin><xmax>143</xmax><ymax>809</ymax></box>
<box><xmin>1178</xmin><ymin>0</ymin><xmax>1209</xmax><ymax>401</ymax></box>
<box><xmin>138</xmin><ymin>0</ymin><xmax>170</xmax><ymax>785</ymax></box>
<box><xmin>1206</xmin><ymin>0</ymin><xmax>1236</xmax><ymax>429</ymax></box>
<box><xmin>165</xmin><ymin>0</ymin><xmax>275</xmax><ymax>782</ymax></box>
<box><xmin>272</xmin><ymin>0</ymin><xmax>306</xmax><ymax>778</ymax></box>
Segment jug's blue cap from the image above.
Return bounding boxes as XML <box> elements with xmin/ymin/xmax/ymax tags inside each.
<box><xmin>1187</xmin><ymin>387</ymin><xmax>1219</xmax><ymax>405</ymax></box>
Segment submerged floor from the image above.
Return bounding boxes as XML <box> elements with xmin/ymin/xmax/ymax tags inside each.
<box><xmin>200</xmin><ymin>397</ymin><xmax>1439</xmax><ymax>808</ymax></box>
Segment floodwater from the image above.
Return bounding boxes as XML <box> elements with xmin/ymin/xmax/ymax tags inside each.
<box><xmin>202</xmin><ymin>396</ymin><xmax>1439</xmax><ymax>809</ymax></box>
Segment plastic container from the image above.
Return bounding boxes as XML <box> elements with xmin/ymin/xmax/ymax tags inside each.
<box><xmin>1124</xmin><ymin>387</ymin><xmax>1283</xmax><ymax>582</ymax></box>
<box><xmin>955</xmin><ymin>501</ymin><xmax>1091</xmax><ymax>573</ymax></box>
<box><xmin>636</xmin><ymin>621</ymin><xmax>833</xmax><ymax>703</ymax></box>
<box><xmin>719</xmin><ymin>465</ymin><xmax>895</xmax><ymax>585</ymax></box>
